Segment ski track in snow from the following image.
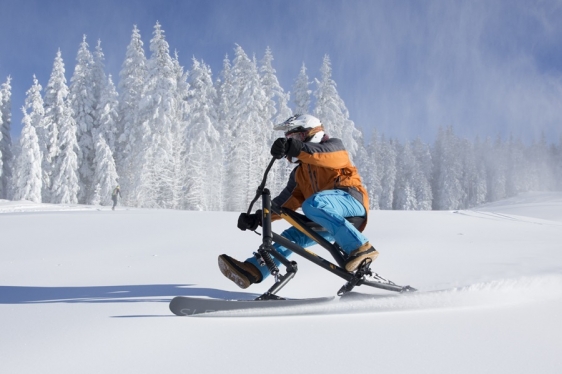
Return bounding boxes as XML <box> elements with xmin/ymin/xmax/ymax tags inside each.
<box><xmin>202</xmin><ymin>274</ymin><xmax>562</xmax><ymax>318</ymax></box>
<box><xmin>454</xmin><ymin>210</ymin><xmax>562</xmax><ymax>226</ymax></box>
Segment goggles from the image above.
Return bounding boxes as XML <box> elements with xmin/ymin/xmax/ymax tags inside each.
<box><xmin>285</xmin><ymin>131</ymin><xmax>307</xmax><ymax>141</ymax></box>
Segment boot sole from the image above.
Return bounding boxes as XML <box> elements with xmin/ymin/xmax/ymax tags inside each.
<box><xmin>218</xmin><ymin>256</ymin><xmax>252</xmax><ymax>289</ymax></box>
<box><xmin>345</xmin><ymin>249</ymin><xmax>379</xmax><ymax>272</ymax></box>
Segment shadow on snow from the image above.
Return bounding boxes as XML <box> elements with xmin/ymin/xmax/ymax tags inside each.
<box><xmin>0</xmin><ymin>284</ymin><xmax>258</xmax><ymax>304</ymax></box>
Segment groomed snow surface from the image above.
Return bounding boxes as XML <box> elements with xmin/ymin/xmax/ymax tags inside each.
<box><xmin>2</xmin><ymin>192</ymin><xmax>562</xmax><ymax>373</ymax></box>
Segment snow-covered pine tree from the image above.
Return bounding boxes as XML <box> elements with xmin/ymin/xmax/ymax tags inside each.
<box><xmin>260</xmin><ymin>47</ymin><xmax>292</xmax><ymax>126</ymax></box>
<box><xmin>362</xmin><ymin>129</ymin><xmax>382</xmax><ymax>209</ymax></box>
<box><xmin>92</xmin><ymin>132</ymin><xmax>118</xmax><ymax>206</ymax></box>
<box><xmin>214</xmin><ymin>55</ymin><xmax>236</xmax><ymax>210</ymax></box>
<box><xmin>259</xmin><ymin>47</ymin><xmax>294</xmax><ymax>197</ymax></box>
<box><xmin>91</xmin><ymin>40</ymin><xmax>118</xmax><ymax>152</ymax></box>
<box><xmin>214</xmin><ymin>54</ymin><xmax>234</xmax><ymax>138</ymax></box>
<box><xmin>173</xmin><ymin>50</ymin><xmax>191</xmax><ymax>124</ymax></box>
<box><xmin>12</xmin><ymin>108</ymin><xmax>42</xmax><ymax>202</ymax></box>
<box><xmin>97</xmin><ymin>75</ymin><xmax>119</xmax><ymax>154</ymax></box>
<box><xmin>248</xmin><ymin>50</ymin><xmax>274</xmax><ymax>188</ymax></box>
<box><xmin>351</xmin><ymin>128</ymin><xmax>371</xmax><ymax>201</ymax></box>
<box><xmin>313</xmin><ymin>55</ymin><xmax>360</xmax><ymax>161</ymax></box>
<box><xmin>184</xmin><ymin>58</ymin><xmax>223</xmax><ymax>211</ymax></box>
<box><xmin>411</xmin><ymin>138</ymin><xmax>433</xmax><ymax>210</ymax></box>
<box><xmin>164</xmin><ymin>50</ymin><xmax>190</xmax><ymax>210</ymax></box>
<box><xmin>0</xmin><ymin>76</ymin><xmax>13</xmax><ymax>199</ymax></box>
<box><xmin>117</xmin><ymin>25</ymin><xmax>148</xmax><ymax>206</ymax></box>
<box><xmin>69</xmin><ymin>35</ymin><xmax>96</xmax><ymax>204</ymax></box>
<box><xmin>393</xmin><ymin>142</ymin><xmax>416</xmax><ymax>210</ymax></box>
<box><xmin>470</xmin><ymin>136</ymin><xmax>488</xmax><ymax>205</ymax></box>
<box><xmin>378</xmin><ymin>136</ymin><xmax>397</xmax><ymax>210</ymax></box>
<box><xmin>293</xmin><ymin>63</ymin><xmax>311</xmax><ymax>115</ymax></box>
<box><xmin>457</xmin><ymin>138</ymin><xmax>480</xmax><ymax>208</ymax></box>
<box><xmin>223</xmin><ymin>45</ymin><xmax>271</xmax><ymax>211</ymax></box>
<box><xmin>24</xmin><ymin>75</ymin><xmax>46</xmax><ymax>152</ymax></box>
<box><xmin>50</xmin><ymin>96</ymin><xmax>80</xmax><ymax>205</ymax></box>
<box><xmin>135</xmin><ymin>22</ymin><xmax>182</xmax><ymax>208</ymax></box>
<box><xmin>42</xmin><ymin>50</ymin><xmax>69</xmax><ymax>203</ymax></box>
<box><xmin>90</xmin><ymin>184</ymin><xmax>102</xmax><ymax>206</ymax></box>
<box><xmin>393</xmin><ymin>142</ymin><xmax>419</xmax><ymax>210</ymax></box>
<box><xmin>91</xmin><ymin>40</ymin><xmax>108</xmax><ymax>104</ymax></box>
<box><xmin>505</xmin><ymin>135</ymin><xmax>529</xmax><ymax>197</ymax></box>
<box><xmin>482</xmin><ymin>136</ymin><xmax>508</xmax><ymax>203</ymax></box>
<box><xmin>432</xmin><ymin>126</ymin><xmax>465</xmax><ymax>210</ymax></box>
<box><xmin>90</xmin><ymin>56</ymin><xmax>119</xmax><ymax>207</ymax></box>
<box><xmin>13</xmin><ymin>76</ymin><xmax>47</xmax><ymax>202</ymax></box>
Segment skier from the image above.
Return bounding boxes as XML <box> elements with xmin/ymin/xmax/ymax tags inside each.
<box><xmin>218</xmin><ymin>114</ymin><xmax>379</xmax><ymax>289</ymax></box>
<box><xmin>111</xmin><ymin>185</ymin><xmax>121</xmax><ymax>211</ymax></box>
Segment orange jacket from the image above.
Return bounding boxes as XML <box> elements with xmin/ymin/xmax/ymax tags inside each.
<box><xmin>272</xmin><ymin>138</ymin><xmax>369</xmax><ymax>231</ymax></box>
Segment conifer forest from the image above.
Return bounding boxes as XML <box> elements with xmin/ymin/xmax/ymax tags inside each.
<box><xmin>1</xmin><ymin>23</ymin><xmax>561</xmax><ymax>211</ymax></box>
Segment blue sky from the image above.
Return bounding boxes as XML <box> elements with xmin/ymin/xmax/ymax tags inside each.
<box><xmin>2</xmin><ymin>0</ymin><xmax>562</xmax><ymax>144</ymax></box>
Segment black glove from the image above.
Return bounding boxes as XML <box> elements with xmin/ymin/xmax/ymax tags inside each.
<box><xmin>237</xmin><ymin>210</ymin><xmax>262</xmax><ymax>231</ymax></box>
<box><xmin>270</xmin><ymin>138</ymin><xmax>303</xmax><ymax>159</ymax></box>
<box><xmin>270</xmin><ymin>138</ymin><xmax>289</xmax><ymax>159</ymax></box>
<box><xmin>286</xmin><ymin>138</ymin><xmax>303</xmax><ymax>158</ymax></box>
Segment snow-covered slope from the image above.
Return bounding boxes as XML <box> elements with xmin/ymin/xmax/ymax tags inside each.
<box><xmin>1</xmin><ymin>193</ymin><xmax>561</xmax><ymax>373</ymax></box>
<box><xmin>473</xmin><ymin>191</ymin><xmax>562</xmax><ymax>222</ymax></box>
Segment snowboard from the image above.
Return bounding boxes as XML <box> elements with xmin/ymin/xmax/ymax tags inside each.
<box><xmin>169</xmin><ymin>295</ymin><xmax>335</xmax><ymax>316</ymax></box>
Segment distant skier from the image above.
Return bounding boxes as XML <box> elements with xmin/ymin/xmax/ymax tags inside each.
<box><xmin>218</xmin><ymin>114</ymin><xmax>379</xmax><ymax>289</ymax></box>
<box><xmin>111</xmin><ymin>186</ymin><xmax>121</xmax><ymax>210</ymax></box>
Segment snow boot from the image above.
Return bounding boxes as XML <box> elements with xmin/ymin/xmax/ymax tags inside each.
<box><xmin>218</xmin><ymin>254</ymin><xmax>262</xmax><ymax>289</ymax></box>
<box><xmin>344</xmin><ymin>242</ymin><xmax>379</xmax><ymax>272</ymax></box>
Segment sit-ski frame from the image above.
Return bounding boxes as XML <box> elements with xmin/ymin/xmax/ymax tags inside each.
<box><xmin>248</xmin><ymin>158</ymin><xmax>416</xmax><ymax>301</ymax></box>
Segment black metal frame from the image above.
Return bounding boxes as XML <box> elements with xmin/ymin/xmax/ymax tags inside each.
<box><xmin>247</xmin><ymin>158</ymin><xmax>416</xmax><ymax>300</ymax></box>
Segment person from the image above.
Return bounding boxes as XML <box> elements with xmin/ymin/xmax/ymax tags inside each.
<box><xmin>111</xmin><ymin>185</ymin><xmax>121</xmax><ymax>211</ymax></box>
<box><xmin>218</xmin><ymin>114</ymin><xmax>379</xmax><ymax>289</ymax></box>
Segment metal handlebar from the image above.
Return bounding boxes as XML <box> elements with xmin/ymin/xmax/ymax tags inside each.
<box><xmin>246</xmin><ymin>157</ymin><xmax>277</xmax><ymax>215</ymax></box>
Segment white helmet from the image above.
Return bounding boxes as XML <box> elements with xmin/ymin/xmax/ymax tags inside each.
<box><xmin>273</xmin><ymin>114</ymin><xmax>325</xmax><ymax>143</ymax></box>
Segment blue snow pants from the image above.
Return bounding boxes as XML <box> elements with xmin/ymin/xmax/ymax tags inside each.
<box><xmin>246</xmin><ymin>189</ymin><xmax>369</xmax><ymax>280</ymax></box>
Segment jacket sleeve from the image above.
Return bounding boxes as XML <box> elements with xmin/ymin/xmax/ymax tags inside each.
<box><xmin>297</xmin><ymin>138</ymin><xmax>351</xmax><ymax>169</ymax></box>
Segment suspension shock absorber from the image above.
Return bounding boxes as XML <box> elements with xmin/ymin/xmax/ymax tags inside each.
<box><xmin>262</xmin><ymin>250</ymin><xmax>279</xmax><ymax>277</ymax></box>
<box><xmin>253</xmin><ymin>248</ymin><xmax>279</xmax><ymax>277</ymax></box>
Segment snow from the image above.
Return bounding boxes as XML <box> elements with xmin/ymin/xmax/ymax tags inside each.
<box><xmin>1</xmin><ymin>193</ymin><xmax>562</xmax><ymax>374</ymax></box>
